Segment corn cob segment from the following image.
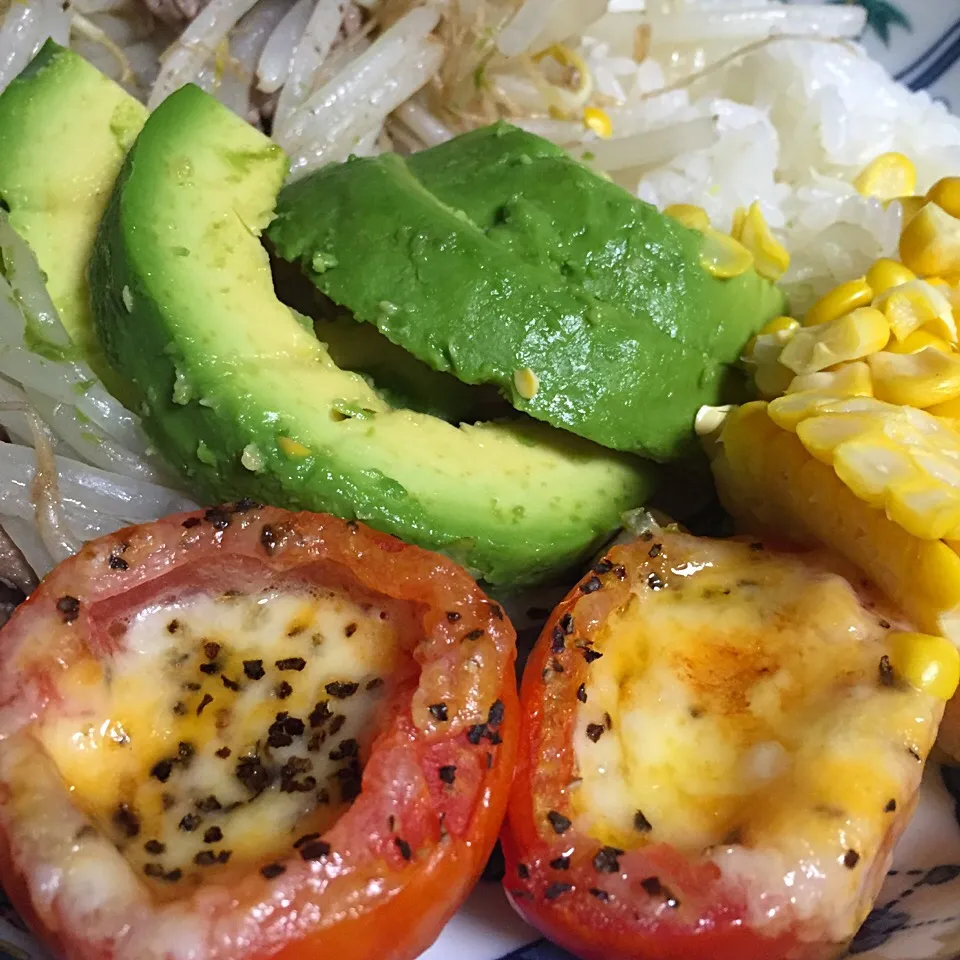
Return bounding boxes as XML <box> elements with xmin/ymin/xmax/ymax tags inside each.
<box><xmin>713</xmin><ymin>402</ymin><xmax>960</xmax><ymax>648</ymax></box>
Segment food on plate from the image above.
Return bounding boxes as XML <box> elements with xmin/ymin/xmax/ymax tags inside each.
<box><xmin>0</xmin><ymin>505</ymin><xmax>518</xmax><ymax>960</ymax></box>
<box><xmin>0</xmin><ymin>42</ymin><xmax>146</xmax><ymax>405</ymax></box>
<box><xmin>501</xmin><ymin>526</ymin><xmax>950</xmax><ymax>960</ymax></box>
<box><xmin>88</xmin><ymin>81</ymin><xmax>656</xmax><ymax>587</ymax></box>
<box><xmin>267</xmin><ymin>122</ymin><xmax>785</xmax><ymax>461</ymax></box>
<box><xmin>713</xmin><ymin>179</ymin><xmax>960</xmax><ymax>761</ymax></box>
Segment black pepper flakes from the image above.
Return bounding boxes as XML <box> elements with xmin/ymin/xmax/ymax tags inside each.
<box><xmin>199</xmin><ymin>663</ymin><xmax>219</xmax><ymax>676</ymax></box>
<box><xmin>197</xmin><ymin>693</ymin><xmax>214</xmax><ymax>715</ymax></box>
<box><xmin>151</xmin><ymin>759</ymin><xmax>173</xmax><ymax>783</ymax></box>
<box><xmin>647</xmin><ymin>572</ymin><xmax>665</xmax><ymax>591</ymax></box>
<box><xmin>366</xmin><ymin>677</ymin><xmax>384</xmax><ymax>691</ymax></box>
<box><xmin>113</xmin><ymin>803</ymin><xmax>140</xmax><ymax>838</ymax></box>
<box><xmin>144</xmin><ymin>840</ymin><xmax>166</xmax><ymax>855</ymax></box>
<box><xmin>428</xmin><ymin>703</ymin><xmax>449</xmax><ymax>722</ymax></box>
<box><xmin>108</xmin><ymin>554</ymin><xmax>129</xmax><ymax>571</ymax></box>
<box><xmin>580</xmin><ymin>576</ymin><xmax>602</xmax><ymax>594</ymax></box>
<box><xmin>182</xmin><ymin>517</ymin><xmax>201</xmax><ymax>529</ymax></box>
<box><xmin>446</xmin><ymin>611</ymin><xmax>461</xmax><ymax>623</ymax></box>
<box><xmin>221</xmin><ymin>675</ymin><xmax>240</xmax><ymax>692</ymax></box>
<box><xmin>196</xmin><ymin>795</ymin><xmax>222</xmax><ymax>813</ymax></box>
<box><xmin>488</xmin><ymin>603</ymin><xmax>504</xmax><ymax>620</ymax></box>
<box><xmin>276</xmin><ymin>681</ymin><xmax>293</xmax><ymax>700</ymax></box>
<box><xmin>236</xmin><ymin>755</ymin><xmax>272</xmax><ymax>795</ymax></box>
<box><xmin>56</xmin><ymin>595</ymin><xmax>80</xmax><ymax>623</ymax></box>
<box><xmin>325</xmin><ymin>680</ymin><xmax>359</xmax><ymax>699</ymax></box>
<box><xmin>300</xmin><ymin>840</ymin><xmax>332</xmax><ymax>861</ymax></box>
<box><xmin>648</xmin><ymin>544</ymin><xmax>662</xmax><ymax>559</ymax></box>
<box><xmin>547</xmin><ymin>811</ymin><xmax>572</xmax><ymax>834</ymax></box>
<box><xmin>344</xmin><ymin>623</ymin><xmax>357</xmax><ymax>638</ymax></box>
<box><xmin>204</xmin><ymin>507</ymin><xmax>231</xmax><ymax>530</ymax></box>
<box><xmin>843</xmin><ymin>849</ymin><xmax>861</xmax><ymax>869</ymax></box>
<box><xmin>329</xmin><ymin>738</ymin><xmax>359</xmax><ymax>761</ymax></box>
<box><xmin>586</xmin><ymin>723</ymin><xmax>605</xmax><ymax>743</ymax></box>
<box><xmin>328</xmin><ymin>715</ymin><xmax>346</xmax><ymax>736</ymax></box>
<box><xmin>244</xmin><ymin>660</ymin><xmax>265</xmax><ymax>680</ymax></box>
<box><xmin>885</xmin><ymin>798</ymin><xmax>897</xmax><ymax>813</ymax></box>
<box><xmin>593</xmin><ymin>847</ymin><xmax>623</xmax><ymax>874</ymax></box>
<box><xmin>277</xmin><ymin>657</ymin><xmax>306</xmax><ymax>672</ymax></box>
<box><xmin>261</xmin><ymin>863</ymin><xmax>286</xmax><ymax>879</ymax></box>
<box><xmin>203</xmin><ymin>642</ymin><xmax>221</xmax><ymax>661</ymax></box>
<box><xmin>144</xmin><ymin>863</ymin><xmax>165</xmax><ymax>878</ymax></box>
<box><xmin>582</xmin><ymin>648</ymin><xmax>603</xmax><ymax>664</ymax></box>
<box><xmin>260</xmin><ymin>524</ymin><xmax>277</xmax><ymax>554</ymax></box>
<box><xmin>294</xmin><ymin>833</ymin><xmax>321</xmax><ymax>849</ymax></box>
<box><xmin>179</xmin><ymin>742</ymin><xmax>195</xmax><ymax>764</ymax></box>
<box><xmin>466</xmin><ymin>724</ymin><xmax>487</xmax><ymax>745</ymax></box>
<box><xmin>551</xmin><ymin>626</ymin><xmax>566</xmax><ymax>654</ymax></box>
<box><xmin>164</xmin><ymin>869</ymin><xmax>183</xmax><ymax>884</ymax></box>
<box><xmin>438</xmin><ymin>765</ymin><xmax>457</xmax><ymax>785</ymax></box>
<box><xmin>634</xmin><ymin>810</ymin><xmax>653</xmax><ymax>833</ymax></box>
<box><xmin>488</xmin><ymin>699</ymin><xmax>505</xmax><ymax>727</ymax></box>
<box><xmin>577</xmin><ymin>684</ymin><xmax>587</xmax><ymax>703</ymax></box>
<box><xmin>204</xmin><ymin>827</ymin><xmax>224</xmax><ymax>844</ymax></box>
<box><xmin>641</xmin><ymin>877</ymin><xmax>662</xmax><ymax>897</ymax></box>
<box><xmin>589</xmin><ymin>888</ymin><xmax>611</xmax><ymax>902</ymax></box>
<box><xmin>194</xmin><ymin>851</ymin><xmax>218</xmax><ymax>866</ymax></box>
<box><xmin>309</xmin><ymin>701</ymin><xmax>332</xmax><ymax>727</ymax></box>
<box><xmin>517</xmin><ymin>863</ymin><xmax>530</xmax><ymax>879</ymax></box>
<box><xmin>879</xmin><ymin>655</ymin><xmax>895</xmax><ymax>687</ymax></box>
<box><xmin>544</xmin><ymin>882</ymin><xmax>573</xmax><ymax>900</ymax></box>
<box><xmin>179</xmin><ymin>813</ymin><xmax>202</xmax><ymax>832</ymax></box>
<box><xmin>879</xmin><ymin>618</ymin><xmax>891</xmax><ymax>629</ymax></box>
<box><xmin>549</xmin><ymin>856</ymin><xmax>570</xmax><ymax>870</ymax></box>
<box><xmin>395</xmin><ymin>838</ymin><xmax>412</xmax><ymax>861</ymax></box>
<box><xmin>463</xmin><ymin>629</ymin><xmax>485</xmax><ymax>642</ymax></box>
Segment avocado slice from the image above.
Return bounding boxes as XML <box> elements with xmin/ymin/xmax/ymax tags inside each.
<box><xmin>89</xmin><ymin>85</ymin><xmax>656</xmax><ymax>587</ymax></box>
<box><xmin>0</xmin><ymin>41</ymin><xmax>146</xmax><ymax>405</ymax></box>
<box><xmin>267</xmin><ymin>124</ymin><xmax>786</xmax><ymax>462</ymax></box>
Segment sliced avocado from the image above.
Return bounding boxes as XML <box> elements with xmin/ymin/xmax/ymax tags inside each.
<box><xmin>0</xmin><ymin>41</ymin><xmax>147</xmax><ymax>405</ymax></box>
<box><xmin>90</xmin><ymin>85</ymin><xmax>657</xmax><ymax>587</ymax></box>
<box><xmin>267</xmin><ymin>123</ymin><xmax>786</xmax><ymax>462</ymax></box>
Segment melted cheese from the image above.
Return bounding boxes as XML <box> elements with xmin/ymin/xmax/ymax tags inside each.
<box><xmin>572</xmin><ymin>539</ymin><xmax>939</xmax><ymax>933</ymax></box>
<box><xmin>37</xmin><ymin>586</ymin><xmax>403</xmax><ymax>893</ymax></box>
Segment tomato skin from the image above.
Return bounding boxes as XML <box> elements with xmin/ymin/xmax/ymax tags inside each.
<box><xmin>0</xmin><ymin>506</ymin><xmax>519</xmax><ymax>960</ymax></box>
<box><xmin>500</xmin><ymin>538</ymin><xmax>837</xmax><ymax>960</ymax></box>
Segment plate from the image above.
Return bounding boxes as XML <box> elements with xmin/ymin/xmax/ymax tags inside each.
<box><xmin>4</xmin><ymin>4</ymin><xmax>960</xmax><ymax>960</ymax></box>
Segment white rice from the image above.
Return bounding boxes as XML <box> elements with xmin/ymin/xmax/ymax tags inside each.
<box><xmin>0</xmin><ymin>0</ymin><xmax>958</xmax><ymax>574</ymax></box>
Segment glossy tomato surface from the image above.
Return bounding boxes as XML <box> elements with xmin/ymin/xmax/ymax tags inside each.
<box><xmin>0</xmin><ymin>505</ymin><xmax>519</xmax><ymax>960</ymax></box>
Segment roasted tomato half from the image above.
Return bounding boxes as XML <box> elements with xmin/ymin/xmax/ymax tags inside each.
<box><xmin>502</xmin><ymin>527</ymin><xmax>944</xmax><ymax>960</ymax></box>
<box><xmin>0</xmin><ymin>505</ymin><xmax>518</xmax><ymax>960</ymax></box>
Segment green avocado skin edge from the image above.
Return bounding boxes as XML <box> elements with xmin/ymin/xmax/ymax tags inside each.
<box><xmin>89</xmin><ymin>85</ymin><xmax>657</xmax><ymax>589</ymax></box>
<box><xmin>268</xmin><ymin>123</ymin><xmax>786</xmax><ymax>462</ymax></box>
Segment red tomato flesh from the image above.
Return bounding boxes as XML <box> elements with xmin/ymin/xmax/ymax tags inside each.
<box><xmin>0</xmin><ymin>505</ymin><xmax>518</xmax><ymax>960</ymax></box>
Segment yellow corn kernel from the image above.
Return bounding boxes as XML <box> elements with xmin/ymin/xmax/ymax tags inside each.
<box><xmin>780</xmin><ymin>307</ymin><xmax>890</xmax><ymax>375</ymax></box>
<box><xmin>731</xmin><ymin>206</ymin><xmax>747</xmax><ymax>241</ymax></box>
<box><xmin>761</xmin><ymin>315</ymin><xmax>799</xmax><ymax>337</ymax></box>
<box><xmin>874</xmin><ymin>278</ymin><xmax>957</xmax><ymax>342</ymax></box>
<box><xmin>888</xmin><ymin>631</ymin><xmax>960</xmax><ymax>700</ymax></box>
<box><xmin>854</xmin><ymin>152</ymin><xmax>917</xmax><ymax>201</ymax></box>
<box><xmin>795</xmin><ymin>412</ymin><xmax>882</xmax><ymax>465</ymax></box>
<box><xmin>664</xmin><ymin>203</ymin><xmax>710</xmax><ymax>232</ymax></box>
<box><xmin>277</xmin><ymin>436</ymin><xmax>311</xmax><ymax>458</ymax></box>
<box><xmin>583</xmin><ymin>106</ymin><xmax>612</xmax><ymax>139</ymax></box>
<box><xmin>805</xmin><ymin>277</ymin><xmax>874</xmax><ymax>327</ymax></box>
<box><xmin>868</xmin><ymin>347</ymin><xmax>960</xmax><ymax>408</ymax></box>
<box><xmin>786</xmin><ymin>361</ymin><xmax>872</xmax><ymax>398</ymax></box>
<box><xmin>513</xmin><ymin>367</ymin><xmax>540</xmax><ymax>400</ymax></box>
<box><xmin>714</xmin><ymin>402</ymin><xmax>960</xmax><ymax>642</ymax></box>
<box><xmin>900</xmin><ymin>201</ymin><xmax>960</xmax><ymax>277</ymax></box>
<box><xmin>834</xmin><ymin>432</ymin><xmax>922</xmax><ymax>510</ymax></box>
<box><xmin>889</xmin><ymin>195</ymin><xmax>928</xmax><ymax>225</ymax></box>
<box><xmin>699</xmin><ymin>227</ymin><xmax>754</xmax><ymax>279</ymax></box>
<box><xmin>927</xmin><ymin>177</ymin><xmax>960</xmax><ymax>219</ymax></box>
<box><xmin>866</xmin><ymin>258</ymin><xmax>916</xmax><ymax>296</ymax></box>
<box><xmin>886</xmin><ymin>329</ymin><xmax>953</xmax><ymax>354</ymax></box>
<box><xmin>767</xmin><ymin>391</ymin><xmax>848</xmax><ymax>431</ymax></box>
<box><xmin>739</xmin><ymin>202</ymin><xmax>790</xmax><ymax>282</ymax></box>
<box><xmin>886</xmin><ymin>479</ymin><xmax>960</xmax><ymax>542</ymax></box>
<box><xmin>928</xmin><ymin>396</ymin><xmax>960</xmax><ymax>419</ymax></box>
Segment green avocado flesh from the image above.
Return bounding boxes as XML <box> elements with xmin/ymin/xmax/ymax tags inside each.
<box><xmin>0</xmin><ymin>41</ymin><xmax>146</xmax><ymax>405</ymax></box>
<box><xmin>89</xmin><ymin>85</ymin><xmax>657</xmax><ymax>586</ymax></box>
<box><xmin>268</xmin><ymin>123</ymin><xmax>787</xmax><ymax>462</ymax></box>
